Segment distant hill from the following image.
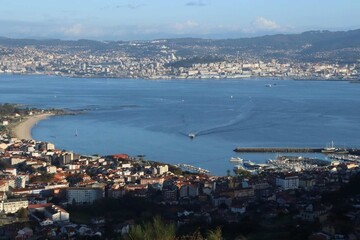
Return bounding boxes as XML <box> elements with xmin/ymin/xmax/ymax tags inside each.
<box><xmin>1</xmin><ymin>29</ymin><xmax>360</xmax><ymax>63</ymax></box>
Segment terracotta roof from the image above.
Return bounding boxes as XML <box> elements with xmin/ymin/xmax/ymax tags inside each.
<box><xmin>28</xmin><ymin>203</ymin><xmax>52</xmax><ymax>209</ymax></box>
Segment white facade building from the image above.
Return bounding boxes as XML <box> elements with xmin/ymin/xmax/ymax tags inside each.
<box><xmin>67</xmin><ymin>187</ymin><xmax>104</xmax><ymax>204</ymax></box>
<box><xmin>276</xmin><ymin>175</ymin><xmax>299</xmax><ymax>190</ymax></box>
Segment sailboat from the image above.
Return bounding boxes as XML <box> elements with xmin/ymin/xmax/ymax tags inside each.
<box><xmin>321</xmin><ymin>141</ymin><xmax>336</xmax><ymax>153</ymax></box>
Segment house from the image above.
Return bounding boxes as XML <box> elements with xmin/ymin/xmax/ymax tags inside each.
<box><xmin>46</xmin><ymin>166</ymin><xmax>57</xmax><ymax>174</ymax></box>
<box><xmin>15</xmin><ymin>227</ymin><xmax>33</xmax><ymax>240</ymax></box>
<box><xmin>5</xmin><ymin>168</ymin><xmax>17</xmax><ymax>176</ymax></box>
<box><xmin>234</xmin><ymin>187</ymin><xmax>255</xmax><ymax>199</ymax></box>
<box><xmin>211</xmin><ymin>195</ymin><xmax>232</xmax><ymax>207</ymax></box>
<box><xmin>0</xmin><ymin>143</ymin><xmax>8</xmax><ymax>152</ymax></box>
<box><xmin>230</xmin><ymin>202</ymin><xmax>246</xmax><ymax>214</ymax></box>
<box><xmin>15</xmin><ymin>175</ymin><xmax>28</xmax><ymax>189</ymax></box>
<box><xmin>28</xmin><ymin>203</ymin><xmax>70</xmax><ymax>224</ymax></box>
<box><xmin>40</xmin><ymin>219</ymin><xmax>54</xmax><ymax>226</ymax></box>
<box><xmin>140</xmin><ymin>177</ymin><xmax>164</xmax><ymax>185</ymax></box>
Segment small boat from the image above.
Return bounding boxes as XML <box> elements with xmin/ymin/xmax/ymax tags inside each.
<box><xmin>75</xmin><ymin>129</ymin><xmax>78</xmax><ymax>137</ymax></box>
<box><xmin>230</xmin><ymin>157</ymin><xmax>243</xmax><ymax>163</ymax></box>
<box><xmin>265</xmin><ymin>84</ymin><xmax>272</xmax><ymax>87</ymax></box>
<box><xmin>188</xmin><ymin>133</ymin><xmax>196</xmax><ymax>139</ymax></box>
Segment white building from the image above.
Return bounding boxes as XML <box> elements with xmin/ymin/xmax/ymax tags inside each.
<box><xmin>179</xmin><ymin>184</ymin><xmax>199</xmax><ymax>198</ymax></box>
<box><xmin>0</xmin><ymin>193</ymin><xmax>28</xmax><ymax>214</ymax></box>
<box><xmin>29</xmin><ymin>203</ymin><xmax>70</xmax><ymax>224</ymax></box>
<box><xmin>15</xmin><ymin>175</ymin><xmax>28</xmax><ymax>189</ymax></box>
<box><xmin>276</xmin><ymin>175</ymin><xmax>299</xmax><ymax>190</ymax></box>
<box><xmin>46</xmin><ymin>143</ymin><xmax>55</xmax><ymax>150</ymax></box>
<box><xmin>46</xmin><ymin>166</ymin><xmax>57</xmax><ymax>174</ymax></box>
<box><xmin>157</xmin><ymin>165</ymin><xmax>169</xmax><ymax>175</ymax></box>
<box><xmin>5</xmin><ymin>168</ymin><xmax>17</xmax><ymax>176</ymax></box>
<box><xmin>67</xmin><ymin>187</ymin><xmax>104</xmax><ymax>204</ymax></box>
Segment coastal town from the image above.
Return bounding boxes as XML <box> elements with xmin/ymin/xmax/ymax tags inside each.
<box><xmin>1</xmin><ymin>106</ymin><xmax>360</xmax><ymax>239</ymax></box>
<box><xmin>0</xmin><ymin>41</ymin><xmax>359</xmax><ymax>81</ymax></box>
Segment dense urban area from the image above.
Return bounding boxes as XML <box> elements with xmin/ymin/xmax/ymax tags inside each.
<box><xmin>0</xmin><ymin>105</ymin><xmax>360</xmax><ymax>239</ymax></box>
<box><xmin>1</xmin><ymin>29</ymin><xmax>360</xmax><ymax>80</ymax></box>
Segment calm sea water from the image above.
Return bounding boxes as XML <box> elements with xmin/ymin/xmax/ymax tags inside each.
<box><xmin>1</xmin><ymin>74</ymin><xmax>360</xmax><ymax>175</ymax></box>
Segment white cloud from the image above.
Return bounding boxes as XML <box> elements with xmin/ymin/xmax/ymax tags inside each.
<box><xmin>253</xmin><ymin>17</ymin><xmax>280</xmax><ymax>30</ymax></box>
<box><xmin>58</xmin><ymin>23</ymin><xmax>105</xmax><ymax>38</ymax></box>
<box><xmin>174</xmin><ymin>20</ymin><xmax>200</xmax><ymax>32</ymax></box>
<box><xmin>0</xmin><ymin>16</ymin><xmax>291</xmax><ymax>41</ymax></box>
<box><xmin>61</xmin><ymin>24</ymin><xmax>84</xmax><ymax>36</ymax></box>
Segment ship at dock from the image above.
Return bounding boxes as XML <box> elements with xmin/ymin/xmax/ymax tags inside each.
<box><xmin>321</xmin><ymin>141</ymin><xmax>349</xmax><ymax>154</ymax></box>
<box><xmin>230</xmin><ymin>157</ymin><xmax>243</xmax><ymax>163</ymax></box>
<box><xmin>230</xmin><ymin>157</ymin><xmax>269</xmax><ymax>173</ymax></box>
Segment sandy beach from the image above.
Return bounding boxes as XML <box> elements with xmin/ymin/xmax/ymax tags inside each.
<box><xmin>12</xmin><ymin>113</ymin><xmax>54</xmax><ymax>140</ymax></box>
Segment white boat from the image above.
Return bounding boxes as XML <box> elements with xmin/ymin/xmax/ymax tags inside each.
<box><xmin>188</xmin><ymin>133</ymin><xmax>196</xmax><ymax>139</ymax></box>
<box><xmin>230</xmin><ymin>157</ymin><xmax>243</xmax><ymax>163</ymax></box>
<box><xmin>321</xmin><ymin>141</ymin><xmax>336</xmax><ymax>153</ymax></box>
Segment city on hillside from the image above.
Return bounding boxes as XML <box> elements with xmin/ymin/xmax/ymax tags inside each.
<box><xmin>0</xmin><ymin>107</ymin><xmax>360</xmax><ymax>239</ymax></box>
<box><xmin>1</xmin><ymin>30</ymin><xmax>360</xmax><ymax>81</ymax></box>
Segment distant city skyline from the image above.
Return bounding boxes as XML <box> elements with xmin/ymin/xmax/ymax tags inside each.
<box><xmin>1</xmin><ymin>0</ymin><xmax>360</xmax><ymax>40</ymax></box>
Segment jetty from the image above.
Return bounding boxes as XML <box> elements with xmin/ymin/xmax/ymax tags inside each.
<box><xmin>233</xmin><ymin>147</ymin><xmax>323</xmax><ymax>153</ymax></box>
<box><xmin>175</xmin><ymin>164</ymin><xmax>211</xmax><ymax>175</ymax></box>
<box><xmin>234</xmin><ymin>147</ymin><xmax>360</xmax><ymax>154</ymax></box>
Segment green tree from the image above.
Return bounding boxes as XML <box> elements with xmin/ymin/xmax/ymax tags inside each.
<box><xmin>207</xmin><ymin>227</ymin><xmax>223</xmax><ymax>240</ymax></box>
<box><xmin>17</xmin><ymin>207</ymin><xmax>28</xmax><ymax>219</ymax></box>
<box><xmin>128</xmin><ymin>216</ymin><xmax>176</xmax><ymax>240</ymax></box>
<box><xmin>66</xmin><ymin>174</ymin><xmax>83</xmax><ymax>186</ymax></box>
<box><xmin>233</xmin><ymin>168</ymin><xmax>251</xmax><ymax>179</ymax></box>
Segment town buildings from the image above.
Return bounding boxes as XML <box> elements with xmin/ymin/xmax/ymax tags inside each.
<box><xmin>0</xmin><ymin>109</ymin><xmax>360</xmax><ymax>239</ymax></box>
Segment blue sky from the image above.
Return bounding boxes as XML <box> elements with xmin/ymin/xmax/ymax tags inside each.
<box><xmin>0</xmin><ymin>0</ymin><xmax>359</xmax><ymax>40</ymax></box>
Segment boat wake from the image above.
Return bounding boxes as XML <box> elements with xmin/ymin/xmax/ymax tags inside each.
<box><xmin>180</xmin><ymin>100</ymin><xmax>276</xmax><ymax>139</ymax></box>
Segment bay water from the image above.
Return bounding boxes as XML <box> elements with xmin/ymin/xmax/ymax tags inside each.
<box><xmin>1</xmin><ymin>75</ymin><xmax>360</xmax><ymax>175</ymax></box>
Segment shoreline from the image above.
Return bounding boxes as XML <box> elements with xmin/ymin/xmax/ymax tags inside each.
<box><xmin>11</xmin><ymin>113</ymin><xmax>55</xmax><ymax>140</ymax></box>
<box><xmin>0</xmin><ymin>72</ymin><xmax>358</xmax><ymax>82</ymax></box>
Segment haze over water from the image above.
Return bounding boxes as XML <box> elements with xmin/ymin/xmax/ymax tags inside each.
<box><xmin>1</xmin><ymin>75</ymin><xmax>360</xmax><ymax>175</ymax></box>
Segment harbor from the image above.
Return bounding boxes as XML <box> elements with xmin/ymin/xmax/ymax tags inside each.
<box><xmin>233</xmin><ymin>147</ymin><xmax>360</xmax><ymax>154</ymax></box>
<box><xmin>229</xmin><ymin>154</ymin><xmax>333</xmax><ymax>173</ymax></box>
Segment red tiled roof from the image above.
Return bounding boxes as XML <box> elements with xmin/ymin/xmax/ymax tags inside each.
<box><xmin>28</xmin><ymin>203</ymin><xmax>52</xmax><ymax>209</ymax></box>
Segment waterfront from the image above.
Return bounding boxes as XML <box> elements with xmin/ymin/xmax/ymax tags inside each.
<box><xmin>1</xmin><ymin>75</ymin><xmax>360</xmax><ymax>175</ymax></box>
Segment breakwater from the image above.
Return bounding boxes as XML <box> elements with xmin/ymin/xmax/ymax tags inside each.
<box><xmin>234</xmin><ymin>147</ymin><xmax>360</xmax><ymax>154</ymax></box>
<box><xmin>234</xmin><ymin>147</ymin><xmax>323</xmax><ymax>153</ymax></box>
